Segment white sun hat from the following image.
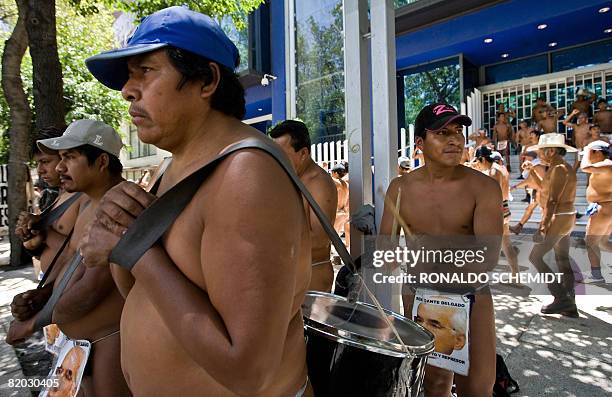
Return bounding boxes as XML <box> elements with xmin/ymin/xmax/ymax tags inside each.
<box><xmin>526</xmin><ymin>133</ymin><xmax>578</xmax><ymax>153</ymax></box>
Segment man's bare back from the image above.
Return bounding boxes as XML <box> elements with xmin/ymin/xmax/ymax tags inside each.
<box><xmin>301</xmin><ymin>163</ymin><xmax>337</xmax><ymax>292</ymax></box>
<box><xmin>595</xmin><ymin>108</ymin><xmax>612</xmax><ymax>133</ymax></box>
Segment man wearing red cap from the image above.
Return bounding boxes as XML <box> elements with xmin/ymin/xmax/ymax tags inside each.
<box><xmin>381</xmin><ymin>103</ymin><xmax>502</xmax><ymax>397</ymax></box>
<box><xmin>82</xmin><ymin>6</ymin><xmax>311</xmax><ymax>397</ymax></box>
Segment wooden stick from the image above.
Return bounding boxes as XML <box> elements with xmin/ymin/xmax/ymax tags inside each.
<box><xmin>390</xmin><ymin>187</ymin><xmax>401</xmax><ymax>239</ymax></box>
<box><xmin>378</xmin><ymin>186</ymin><xmax>412</xmax><ymax>236</ymax></box>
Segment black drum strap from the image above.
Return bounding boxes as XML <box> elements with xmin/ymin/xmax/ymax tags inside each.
<box><xmin>34</xmin><ymin>252</ymin><xmax>83</xmax><ymax>330</ymax></box>
<box><xmin>36</xmin><ymin>227</ymin><xmax>74</xmax><ymax>289</ymax></box>
<box><xmin>109</xmin><ymin>138</ymin><xmax>356</xmax><ymax>275</ymax></box>
<box><xmin>38</xmin><ymin>192</ymin><xmax>83</xmax><ymax>229</ymax></box>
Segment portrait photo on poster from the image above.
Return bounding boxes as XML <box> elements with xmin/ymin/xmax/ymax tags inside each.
<box><xmin>412</xmin><ymin>289</ymin><xmax>471</xmax><ymax>376</ymax></box>
<box><xmin>39</xmin><ymin>339</ymin><xmax>91</xmax><ymax>397</ymax></box>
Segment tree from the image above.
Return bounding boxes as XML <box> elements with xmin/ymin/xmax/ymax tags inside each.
<box><xmin>26</xmin><ymin>0</ymin><xmax>66</xmax><ymax>130</ymax></box>
<box><xmin>1</xmin><ymin>0</ymin><xmax>30</xmax><ymax>266</ymax></box>
<box><xmin>70</xmin><ymin>0</ymin><xmax>264</xmax><ymax>30</ymax></box>
<box><xmin>403</xmin><ymin>63</ymin><xmax>461</xmax><ymax>126</ymax></box>
<box><xmin>295</xmin><ymin>1</ymin><xmax>345</xmax><ymax>143</ymax></box>
<box><xmin>0</xmin><ymin>0</ymin><xmax>265</xmax><ymax>265</ymax></box>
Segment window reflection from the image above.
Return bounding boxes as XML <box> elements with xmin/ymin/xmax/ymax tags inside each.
<box><xmin>295</xmin><ymin>0</ymin><xmax>345</xmax><ymax>143</ymax></box>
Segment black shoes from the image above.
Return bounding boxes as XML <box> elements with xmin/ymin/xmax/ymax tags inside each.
<box><xmin>541</xmin><ymin>298</ymin><xmax>579</xmax><ymax>318</ymax></box>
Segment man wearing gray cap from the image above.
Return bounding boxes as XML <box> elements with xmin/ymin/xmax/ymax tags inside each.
<box><xmin>37</xmin><ymin>119</ymin><xmax>129</xmax><ymax>396</ymax></box>
<box><xmin>80</xmin><ymin>6</ymin><xmax>311</xmax><ymax>397</ymax></box>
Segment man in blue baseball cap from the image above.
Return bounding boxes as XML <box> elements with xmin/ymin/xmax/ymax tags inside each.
<box><xmin>81</xmin><ymin>6</ymin><xmax>312</xmax><ymax>396</ymax></box>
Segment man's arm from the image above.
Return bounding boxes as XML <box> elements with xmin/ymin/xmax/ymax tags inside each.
<box><xmin>52</xmin><ymin>263</ymin><xmax>117</xmax><ymax>324</ymax></box>
<box><xmin>110</xmin><ymin>264</ymin><xmax>135</xmax><ymax>299</ymax></box>
<box><xmin>308</xmin><ymin>175</ymin><xmax>338</xmax><ymax>259</ymax></box>
<box><xmin>473</xmin><ymin>175</ymin><xmax>503</xmax><ymax>272</ymax></box>
<box><xmin>563</xmin><ymin>109</ymin><xmax>579</xmax><ymax>126</ymax></box>
<box><xmin>129</xmin><ymin>150</ymin><xmax>305</xmax><ymax>395</ymax></box>
<box><xmin>379</xmin><ymin>177</ymin><xmax>402</xmax><ymax>238</ymax></box>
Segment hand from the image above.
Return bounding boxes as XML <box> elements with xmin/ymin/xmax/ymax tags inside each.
<box><xmin>571</xmin><ymin>109</ymin><xmax>580</xmax><ymax>115</ymax></box>
<box><xmin>10</xmin><ymin>286</ymin><xmax>53</xmax><ymax>321</ymax></box>
<box><xmin>16</xmin><ymin>212</ymin><xmax>41</xmax><ymax>241</ymax></box>
<box><xmin>23</xmin><ymin>233</ymin><xmax>45</xmax><ymax>252</ymax></box>
<box><xmin>6</xmin><ymin>318</ymin><xmax>35</xmax><ymax>345</ymax></box>
<box><xmin>533</xmin><ymin>230</ymin><xmax>545</xmax><ymax>243</ymax></box>
<box><xmin>81</xmin><ymin>181</ymin><xmax>155</xmax><ymax>267</ymax></box>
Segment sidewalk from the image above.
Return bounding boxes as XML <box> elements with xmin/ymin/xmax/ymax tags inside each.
<box><xmin>0</xmin><ymin>265</ymin><xmax>38</xmax><ymax>397</ymax></box>
<box><xmin>0</xmin><ymin>261</ymin><xmax>611</xmax><ymax>396</ymax></box>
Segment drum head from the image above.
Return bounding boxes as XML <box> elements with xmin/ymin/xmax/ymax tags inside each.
<box><xmin>303</xmin><ymin>291</ymin><xmax>434</xmax><ymax>358</ymax></box>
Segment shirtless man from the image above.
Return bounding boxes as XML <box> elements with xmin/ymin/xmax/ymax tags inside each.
<box><xmin>496</xmin><ymin>103</ymin><xmax>515</xmax><ymax>123</ymax></box>
<box><xmin>528</xmin><ymin>133</ymin><xmax>579</xmax><ymax>316</ymax></box>
<box><xmin>331</xmin><ymin>163</ymin><xmax>350</xmax><ymax>238</ymax></box>
<box><xmin>594</xmin><ymin>99</ymin><xmax>612</xmax><ymax>139</ymax></box>
<box><xmin>492</xmin><ymin>113</ymin><xmax>513</xmax><ymax>171</ymax></box>
<box><xmin>509</xmin><ymin>152</ymin><xmax>547</xmax><ymax>234</ymax></box>
<box><xmin>8</xmin><ymin>127</ymin><xmax>86</xmax><ymax>341</ymax></box>
<box><xmin>380</xmin><ymin>103</ymin><xmax>502</xmax><ymax>397</ymax></box>
<box><xmin>532</xmin><ymin>97</ymin><xmax>553</xmax><ymax>125</ymax></box>
<box><xmin>537</xmin><ymin>106</ymin><xmax>562</xmax><ymax>134</ymax></box>
<box><xmin>468</xmin><ymin>128</ymin><xmax>491</xmax><ymax>148</ymax></box>
<box><xmin>7</xmin><ymin>121</ymin><xmax>130</xmax><ymax>397</ymax></box>
<box><xmin>580</xmin><ymin>141</ymin><xmax>612</xmax><ymax>283</ymax></box>
<box><xmin>586</xmin><ymin>125</ymin><xmax>610</xmax><ymax>145</ymax></box>
<box><xmin>516</xmin><ymin>120</ymin><xmax>533</xmax><ymax>166</ymax></box>
<box><xmin>563</xmin><ymin>109</ymin><xmax>590</xmax><ymax>149</ymax></box>
<box><xmin>572</xmin><ymin>89</ymin><xmax>597</xmax><ymax>116</ymax></box>
<box><xmin>270</xmin><ymin>120</ymin><xmax>338</xmax><ymax>292</ymax></box>
<box><xmin>82</xmin><ymin>7</ymin><xmax>312</xmax><ymax>396</ymax></box>
<box><xmin>475</xmin><ymin>146</ymin><xmax>519</xmax><ymax>274</ymax></box>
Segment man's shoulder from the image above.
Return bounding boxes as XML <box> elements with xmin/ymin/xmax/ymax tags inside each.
<box><xmin>461</xmin><ymin>165</ymin><xmax>499</xmax><ymax>188</ymax></box>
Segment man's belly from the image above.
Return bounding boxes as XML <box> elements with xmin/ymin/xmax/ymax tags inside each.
<box><xmin>587</xmin><ymin>184</ymin><xmax>612</xmax><ymax>204</ymax></box>
<box><xmin>60</xmin><ymin>291</ymin><xmax>123</xmax><ymax>341</ymax></box>
<box><xmin>122</xmin><ymin>283</ymin><xmax>308</xmax><ymax>397</ymax></box>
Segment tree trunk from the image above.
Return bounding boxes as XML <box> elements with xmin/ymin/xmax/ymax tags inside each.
<box><xmin>1</xmin><ymin>0</ymin><xmax>31</xmax><ymax>266</ymax></box>
<box><xmin>26</xmin><ymin>0</ymin><xmax>66</xmax><ymax>129</ymax></box>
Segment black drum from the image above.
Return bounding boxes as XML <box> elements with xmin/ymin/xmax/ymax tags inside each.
<box><xmin>303</xmin><ymin>291</ymin><xmax>434</xmax><ymax>397</ymax></box>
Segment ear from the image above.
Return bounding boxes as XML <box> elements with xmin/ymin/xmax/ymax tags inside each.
<box><xmin>97</xmin><ymin>153</ymin><xmax>110</xmax><ymax>172</ymax></box>
<box><xmin>299</xmin><ymin>147</ymin><xmax>310</xmax><ymax>161</ymax></box>
<box><xmin>454</xmin><ymin>333</ymin><xmax>466</xmax><ymax>351</ymax></box>
<box><xmin>200</xmin><ymin>62</ymin><xmax>221</xmax><ymax>100</ymax></box>
<box><xmin>415</xmin><ymin>136</ymin><xmax>424</xmax><ymax>148</ymax></box>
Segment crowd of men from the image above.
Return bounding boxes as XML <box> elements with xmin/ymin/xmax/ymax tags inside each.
<box><xmin>2</xmin><ymin>6</ymin><xmax>610</xmax><ymax>397</ymax></box>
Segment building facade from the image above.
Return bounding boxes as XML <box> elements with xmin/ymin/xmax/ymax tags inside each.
<box><xmin>118</xmin><ymin>0</ymin><xmax>612</xmax><ymax>178</ymax></box>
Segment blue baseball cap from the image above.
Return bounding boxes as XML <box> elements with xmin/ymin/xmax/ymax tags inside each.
<box><xmin>86</xmin><ymin>6</ymin><xmax>239</xmax><ymax>90</ymax></box>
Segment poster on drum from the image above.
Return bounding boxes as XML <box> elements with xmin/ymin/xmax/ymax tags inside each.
<box><xmin>412</xmin><ymin>289</ymin><xmax>471</xmax><ymax>376</ymax></box>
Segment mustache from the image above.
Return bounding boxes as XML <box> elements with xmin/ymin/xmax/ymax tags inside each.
<box><xmin>129</xmin><ymin>105</ymin><xmax>149</xmax><ymax>118</ymax></box>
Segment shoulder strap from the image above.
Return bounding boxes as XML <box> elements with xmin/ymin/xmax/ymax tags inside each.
<box><xmin>36</xmin><ymin>228</ymin><xmax>74</xmax><ymax>289</ymax></box>
<box><xmin>109</xmin><ymin>138</ymin><xmax>356</xmax><ymax>275</ymax></box>
<box><xmin>34</xmin><ymin>252</ymin><xmax>83</xmax><ymax>330</ymax></box>
<box><xmin>38</xmin><ymin>192</ymin><xmax>83</xmax><ymax>229</ymax></box>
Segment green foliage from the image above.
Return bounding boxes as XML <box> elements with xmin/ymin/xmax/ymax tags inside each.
<box><xmin>71</xmin><ymin>0</ymin><xmax>264</xmax><ymax>30</ymax></box>
<box><xmin>295</xmin><ymin>1</ymin><xmax>345</xmax><ymax>143</ymax></box>
<box><xmin>403</xmin><ymin>64</ymin><xmax>461</xmax><ymax>126</ymax></box>
<box><xmin>0</xmin><ymin>0</ymin><xmax>127</xmax><ymax>162</ymax></box>
<box><xmin>56</xmin><ymin>2</ymin><xmax>127</xmax><ymax>129</ymax></box>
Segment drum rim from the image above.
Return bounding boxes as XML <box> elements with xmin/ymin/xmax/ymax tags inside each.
<box><xmin>302</xmin><ymin>291</ymin><xmax>435</xmax><ymax>358</ymax></box>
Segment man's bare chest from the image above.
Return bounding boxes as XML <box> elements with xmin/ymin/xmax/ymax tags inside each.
<box><xmin>399</xmin><ymin>187</ymin><xmax>475</xmax><ymax>234</ymax></box>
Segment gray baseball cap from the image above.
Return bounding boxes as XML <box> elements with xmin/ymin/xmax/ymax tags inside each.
<box><xmin>37</xmin><ymin>119</ymin><xmax>123</xmax><ymax>157</ymax></box>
